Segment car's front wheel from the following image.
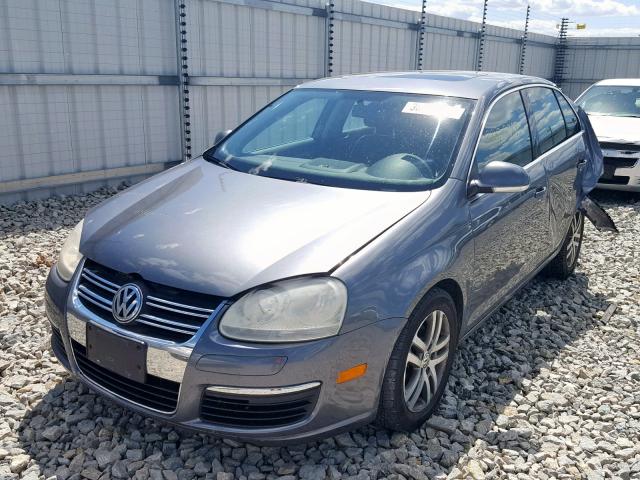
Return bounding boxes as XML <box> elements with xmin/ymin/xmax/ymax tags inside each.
<box><xmin>543</xmin><ymin>211</ymin><xmax>584</xmax><ymax>279</ymax></box>
<box><xmin>376</xmin><ymin>288</ymin><xmax>459</xmax><ymax>431</ymax></box>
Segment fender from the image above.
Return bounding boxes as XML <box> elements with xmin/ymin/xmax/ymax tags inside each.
<box><xmin>334</xmin><ymin>178</ymin><xmax>475</xmax><ymax>334</ymax></box>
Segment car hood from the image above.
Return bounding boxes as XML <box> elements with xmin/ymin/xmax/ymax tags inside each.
<box><xmin>80</xmin><ymin>158</ymin><xmax>430</xmax><ymax>297</ymax></box>
<box><xmin>588</xmin><ymin>115</ymin><xmax>640</xmax><ymax>145</ymax></box>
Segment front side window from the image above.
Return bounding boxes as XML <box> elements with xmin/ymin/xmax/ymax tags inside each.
<box><xmin>554</xmin><ymin>91</ymin><xmax>581</xmax><ymax>137</ymax></box>
<box><xmin>576</xmin><ymin>85</ymin><xmax>640</xmax><ymax>118</ymax></box>
<box><xmin>523</xmin><ymin>87</ymin><xmax>567</xmax><ymax>155</ymax></box>
<box><xmin>475</xmin><ymin>91</ymin><xmax>532</xmax><ymax>169</ymax></box>
<box><xmin>206</xmin><ymin>89</ymin><xmax>475</xmax><ymax>191</ymax></box>
<box><xmin>342</xmin><ymin>101</ymin><xmax>367</xmax><ymax>132</ymax></box>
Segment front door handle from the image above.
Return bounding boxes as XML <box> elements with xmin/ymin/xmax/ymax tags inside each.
<box><xmin>577</xmin><ymin>158</ymin><xmax>587</xmax><ymax>166</ymax></box>
<box><xmin>534</xmin><ymin>186</ymin><xmax>547</xmax><ymax>198</ymax></box>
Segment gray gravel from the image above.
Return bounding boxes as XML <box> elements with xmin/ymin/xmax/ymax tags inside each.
<box><xmin>1</xmin><ymin>187</ymin><xmax>639</xmax><ymax>480</ymax></box>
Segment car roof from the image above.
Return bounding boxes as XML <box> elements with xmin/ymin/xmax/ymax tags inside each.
<box><xmin>297</xmin><ymin>71</ymin><xmax>554</xmax><ymax>101</ymax></box>
<box><xmin>594</xmin><ymin>78</ymin><xmax>640</xmax><ymax>87</ymax></box>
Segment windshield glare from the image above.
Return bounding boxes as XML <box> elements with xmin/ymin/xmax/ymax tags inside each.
<box><xmin>207</xmin><ymin>89</ymin><xmax>474</xmax><ymax>191</ymax></box>
<box><xmin>577</xmin><ymin>85</ymin><xmax>640</xmax><ymax>118</ymax></box>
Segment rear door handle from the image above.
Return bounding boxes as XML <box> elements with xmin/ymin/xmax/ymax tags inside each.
<box><xmin>534</xmin><ymin>186</ymin><xmax>547</xmax><ymax>198</ymax></box>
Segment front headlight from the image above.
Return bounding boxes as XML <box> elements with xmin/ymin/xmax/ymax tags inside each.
<box><xmin>56</xmin><ymin>220</ymin><xmax>84</xmax><ymax>282</ymax></box>
<box><xmin>219</xmin><ymin>277</ymin><xmax>347</xmax><ymax>343</ymax></box>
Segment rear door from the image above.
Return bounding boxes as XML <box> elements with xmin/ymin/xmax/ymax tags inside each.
<box><xmin>521</xmin><ymin>87</ymin><xmax>585</xmax><ymax>251</ymax></box>
<box><xmin>467</xmin><ymin>90</ymin><xmax>551</xmax><ymax>324</ymax></box>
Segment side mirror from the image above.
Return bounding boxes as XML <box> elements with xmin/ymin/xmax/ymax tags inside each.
<box><xmin>469</xmin><ymin>160</ymin><xmax>530</xmax><ymax>195</ymax></box>
<box><xmin>213</xmin><ymin>129</ymin><xmax>232</xmax><ymax>146</ymax></box>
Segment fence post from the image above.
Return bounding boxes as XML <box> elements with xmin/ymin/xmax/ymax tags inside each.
<box><xmin>174</xmin><ymin>0</ymin><xmax>191</xmax><ymax>161</ymax></box>
<box><xmin>518</xmin><ymin>4</ymin><xmax>530</xmax><ymax>75</ymax></box>
<box><xmin>476</xmin><ymin>0</ymin><xmax>488</xmax><ymax>71</ymax></box>
<box><xmin>416</xmin><ymin>0</ymin><xmax>428</xmax><ymax>70</ymax></box>
<box><xmin>553</xmin><ymin>17</ymin><xmax>569</xmax><ymax>87</ymax></box>
<box><xmin>324</xmin><ymin>1</ymin><xmax>335</xmax><ymax>76</ymax></box>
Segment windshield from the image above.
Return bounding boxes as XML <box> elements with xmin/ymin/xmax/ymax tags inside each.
<box><xmin>205</xmin><ymin>89</ymin><xmax>474</xmax><ymax>191</ymax></box>
<box><xmin>576</xmin><ymin>85</ymin><xmax>640</xmax><ymax>118</ymax></box>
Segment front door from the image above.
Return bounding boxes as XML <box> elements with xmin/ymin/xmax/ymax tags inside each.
<box><xmin>467</xmin><ymin>90</ymin><xmax>551</xmax><ymax>324</ymax></box>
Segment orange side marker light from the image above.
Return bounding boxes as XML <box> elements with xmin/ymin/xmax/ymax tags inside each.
<box><xmin>336</xmin><ymin>363</ymin><xmax>368</xmax><ymax>384</ymax></box>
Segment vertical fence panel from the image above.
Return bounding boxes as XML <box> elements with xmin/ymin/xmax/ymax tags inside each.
<box><xmin>0</xmin><ymin>86</ymin><xmax>69</xmax><ymax>183</ymax></box>
<box><xmin>422</xmin><ymin>15</ymin><xmax>479</xmax><ymax>71</ymax></box>
<box><xmin>331</xmin><ymin>0</ymin><xmax>417</xmax><ymax>76</ymax></box>
<box><xmin>482</xmin><ymin>25</ymin><xmax>522</xmax><ymax>73</ymax></box>
<box><xmin>139</xmin><ymin>0</ymin><xmax>179</xmax><ymax>75</ymax></box>
<box><xmin>185</xmin><ymin>0</ymin><xmax>325</xmax><ymax>157</ymax></box>
<box><xmin>0</xmin><ymin>0</ymin><xmax>65</xmax><ymax>74</ymax></box>
<box><xmin>521</xmin><ymin>32</ymin><xmax>556</xmax><ymax>79</ymax></box>
<box><xmin>0</xmin><ymin>0</ymin><xmax>180</xmax><ymax>204</ymax></box>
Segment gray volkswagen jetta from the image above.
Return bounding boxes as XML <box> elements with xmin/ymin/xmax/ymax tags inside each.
<box><xmin>46</xmin><ymin>71</ymin><xmax>589</xmax><ymax>443</ymax></box>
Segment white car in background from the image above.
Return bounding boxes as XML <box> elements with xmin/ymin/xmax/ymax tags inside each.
<box><xmin>576</xmin><ymin>79</ymin><xmax>640</xmax><ymax>191</ymax></box>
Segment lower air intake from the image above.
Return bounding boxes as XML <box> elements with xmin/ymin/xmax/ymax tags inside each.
<box><xmin>200</xmin><ymin>386</ymin><xmax>320</xmax><ymax>428</ymax></box>
<box><xmin>72</xmin><ymin>340</ymin><xmax>180</xmax><ymax>413</ymax></box>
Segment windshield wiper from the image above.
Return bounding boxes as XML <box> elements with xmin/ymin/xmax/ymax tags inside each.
<box><xmin>203</xmin><ymin>152</ymin><xmax>239</xmax><ymax>170</ymax></box>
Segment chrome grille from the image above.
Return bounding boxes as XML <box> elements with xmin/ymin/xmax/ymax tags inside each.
<box><xmin>76</xmin><ymin>259</ymin><xmax>223</xmax><ymax>343</ymax></box>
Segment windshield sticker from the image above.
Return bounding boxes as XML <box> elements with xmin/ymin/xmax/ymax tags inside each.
<box><xmin>402</xmin><ymin>101</ymin><xmax>465</xmax><ymax>120</ymax></box>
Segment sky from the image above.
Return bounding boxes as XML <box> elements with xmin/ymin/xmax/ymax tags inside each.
<box><xmin>371</xmin><ymin>0</ymin><xmax>640</xmax><ymax>37</ymax></box>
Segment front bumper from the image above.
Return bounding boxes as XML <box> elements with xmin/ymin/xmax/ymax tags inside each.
<box><xmin>597</xmin><ymin>147</ymin><xmax>640</xmax><ymax>192</ymax></box>
<box><xmin>45</xmin><ymin>263</ymin><xmax>404</xmax><ymax>444</ymax></box>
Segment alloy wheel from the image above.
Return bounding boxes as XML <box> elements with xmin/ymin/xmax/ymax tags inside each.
<box><xmin>566</xmin><ymin>213</ymin><xmax>582</xmax><ymax>267</ymax></box>
<box><xmin>403</xmin><ymin>310</ymin><xmax>451</xmax><ymax>413</ymax></box>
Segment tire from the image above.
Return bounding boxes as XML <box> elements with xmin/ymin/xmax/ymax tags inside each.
<box><xmin>543</xmin><ymin>211</ymin><xmax>584</xmax><ymax>280</ymax></box>
<box><xmin>376</xmin><ymin>288</ymin><xmax>459</xmax><ymax>432</ymax></box>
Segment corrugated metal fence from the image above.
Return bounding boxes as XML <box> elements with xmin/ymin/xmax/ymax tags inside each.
<box><xmin>0</xmin><ymin>0</ymin><xmax>181</xmax><ymax>204</ymax></box>
<box><xmin>562</xmin><ymin>37</ymin><xmax>640</xmax><ymax>99</ymax></box>
<box><xmin>0</xmin><ymin>0</ymin><xmax>637</xmax><ymax>204</ymax></box>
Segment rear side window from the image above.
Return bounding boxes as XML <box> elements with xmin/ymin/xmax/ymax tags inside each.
<box><xmin>523</xmin><ymin>87</ymin><xmax>567</xmax><ymax>155</ymax></box>
<box><xmin>554</xmin><ymin>91</ymin><xmax>580</xmax><ymax>137</ymax></box>
<box><xmin>475</xmin><ymin>91</ymin><xmax>533</xmax><ymax>169</ymax></box>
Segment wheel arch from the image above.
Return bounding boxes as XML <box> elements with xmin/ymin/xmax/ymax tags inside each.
<box><xmin>375</xmin><ymin>276</ymin><xmax>464</xmax><ymax>430</ymax></box>
<box><xmin>430</xmin><ymin>279</ymin><xmax>464</xmax><ymax>326</ymax></box>
<box><xmin>401</xmin><ymin>275</ymin><xmax>467</xmax><ymax>335</ymax></box>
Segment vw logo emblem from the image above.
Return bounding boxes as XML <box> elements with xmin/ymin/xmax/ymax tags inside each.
<box><xmin>112</xmin><ymin>284</ymin><xmax>143</xmax><ymax>324</ymax></box>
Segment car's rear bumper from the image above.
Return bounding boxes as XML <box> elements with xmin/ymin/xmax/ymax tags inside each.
<box><xmin>45</xmin><ymin>263</ymin><xmax>404</xmax><ymax>444</ymax></box>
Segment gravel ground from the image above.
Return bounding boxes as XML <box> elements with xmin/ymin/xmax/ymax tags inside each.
<box><xmin>0</xmin><ymin>187</ymin><xmax>639</xmax><ymax>480</ymax></box>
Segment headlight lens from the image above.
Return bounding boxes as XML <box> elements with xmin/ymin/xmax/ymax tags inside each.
<box><xmin>219</xmin><ymin>277</ymin><xmax>347</xmax><ymax>343</ymax></box>
<box><xmin>56</xmin><ymin>220</ymin><xmax>84</xmax><ymax>281</ymax></box>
